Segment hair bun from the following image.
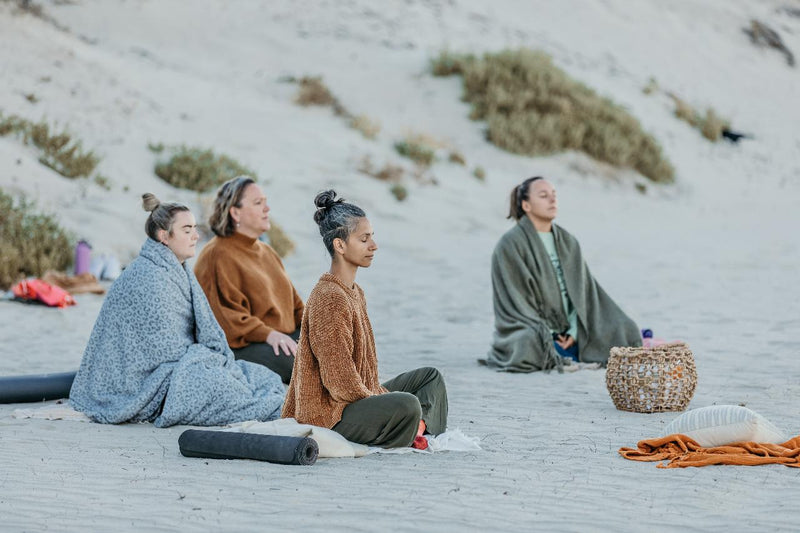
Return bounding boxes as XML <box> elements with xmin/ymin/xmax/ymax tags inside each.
<box><xmin>141</xmin><ymin>193</ymin><xmax>161</xmax><ymax>213</ymax></box>
<box><xmin>313</xmin><ymin>189</ymin><xmax>343</xmax><ymax>225</ymax></box>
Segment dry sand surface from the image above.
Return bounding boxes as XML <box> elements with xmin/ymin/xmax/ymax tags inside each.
<box><xmin>1</xmin><ymin>1</ymin><xmax>799</xmax><ymax>531</ymax></box>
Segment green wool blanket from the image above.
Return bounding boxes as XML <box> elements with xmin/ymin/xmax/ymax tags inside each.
<box><xmin>485</xmin><ymin>217</ymin><xmax>641</xmax><ymax>372</ymax></box>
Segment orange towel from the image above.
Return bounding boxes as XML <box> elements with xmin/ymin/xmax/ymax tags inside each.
<box><xmin>620</xmin><ymin>434</ymin><xmax>800</xmax><ymax>468</ymax></box>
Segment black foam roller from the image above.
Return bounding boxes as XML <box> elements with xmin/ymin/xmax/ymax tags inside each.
<box><xmin>178</xmin><ymin>429</ymin><xmax>318</xmax><ymax>466</ymax></box>
<box><xmin>0</xmin><ymin>371</ymin><xmax>77</xmax><ymax>404</ymax></box>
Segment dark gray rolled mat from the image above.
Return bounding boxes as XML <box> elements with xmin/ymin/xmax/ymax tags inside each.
<box><xmin>178</xmin><ymin>429</ymin><xmax>318</xmax><ymax>466</ymax></box>
<box><xmin>0</xmin><ymin>371</ymin><xmax>77</xmax><ymax>404</ymax></box>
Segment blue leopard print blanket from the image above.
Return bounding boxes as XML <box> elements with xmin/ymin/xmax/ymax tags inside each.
<box><xmin>70</xmin><ymin>238</ymin><xmax>284</xmax><ymax>427</ymax></box>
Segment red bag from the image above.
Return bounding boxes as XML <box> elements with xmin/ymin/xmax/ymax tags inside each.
<box><xmin>11</xmin><ymin>279</ymin><xmax>76</xmax><ymax>308</ymax></box>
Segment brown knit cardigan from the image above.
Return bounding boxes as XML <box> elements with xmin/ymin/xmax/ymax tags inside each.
<box><xmin>194</xmin><ymin>232</ymin><xmax>303</xmax><ymax>348</ymax></box>
<box><xmin>282</xmin><ymin>273</ymin><xmax>387</xmax><ymax>428</ymax></box>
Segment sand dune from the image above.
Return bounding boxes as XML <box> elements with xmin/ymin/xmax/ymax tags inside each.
<box><xmin>1</xmin><ymin>0</ymin><xmax>799</xmax><ymax>531</ymax></box>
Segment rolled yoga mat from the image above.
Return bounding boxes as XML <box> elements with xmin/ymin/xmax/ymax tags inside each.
<box><xmin>0</xmin><ymin>371</ymin><xmax>77</xmax><ymax>403</ymax></box>
<box><xmin>178</xmin><ymin>429</ymin><xmax>319</xmax><ymax>466</ymax></box>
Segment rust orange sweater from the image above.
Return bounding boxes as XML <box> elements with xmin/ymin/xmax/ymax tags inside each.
<box><xmin>282</xmin><ymin>273</ymin><xmax>387</xmax><ymax>428</ymax></box>
<box><xmin>194</xmin><ymin>232</ymin><xmax>303</xmax><ymax>348</ymax></box>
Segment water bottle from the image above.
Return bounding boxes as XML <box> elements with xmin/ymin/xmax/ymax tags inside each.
<box><xmin>74</xmin><ymin>240</ymin><xmax>91</xmax><ymax>275</ymax></box>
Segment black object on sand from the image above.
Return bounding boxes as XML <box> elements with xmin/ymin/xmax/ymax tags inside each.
<box><xmin>178</xmin><ymin>429</ymin><xmax>319</xmax><ymax>466</ymax></box>
<box><xmin>0</xmin><ymin>371</ymin><xmax>77</xmax><ymax>403</ymax></box>
<box><xmin>721</xmin><ymin>129</ymin><xmax>751</xmax><ymax>143</ymax></box>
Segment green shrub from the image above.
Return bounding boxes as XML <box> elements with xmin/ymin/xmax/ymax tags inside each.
<box><xmin>154</xmin><ymin>146</ymin><xmax>257</xmax><ymax>192</ymax></box>
<box><xmin>0</xmin><ymin>188</ymin><xmax>73</xmax><ymax>290</ymax></box>
<box><xmin>0</xmin><ymin>112</ymin><xmax>100</xmax><ymax>179</ymax></box>
<box><xmin>390</xmin><ymin>184</ymin><xmax>408</xmax><ymax>201</ymax></box>
<box><xmin>147</xmin><ymin>142</ymin><xmax>165</xmax><ymax>153</ymax></box>
<box><xmin>266</xmin><ymin>222</ymin><xmax>295</xmax><ymax>258</ymax></box>
<box><xmin>431</xmin><ymin>49</ymin><xmax>675</xmax><ymax>183</ymax></box>
<box><xmin>394</xmin><ymin>139</ymin><xmax>435</xmax><ymax>167</ymax></box>
<box><xmin>93</xmin><ymin>174</ymin><xmax>111</xmax><ymax>190</ymax></box>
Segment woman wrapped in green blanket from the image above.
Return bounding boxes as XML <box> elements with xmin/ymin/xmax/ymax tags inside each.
<box><xmin>483</xmin><ymin>177</ymin><xmax>641</xmax><ymax>372</ymax></box>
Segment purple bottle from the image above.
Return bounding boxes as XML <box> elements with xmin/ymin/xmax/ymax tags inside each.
<box><xmin>74</xmin><ymin>240</ymin><xmax>91</xmax><ymax>275</ymax></box>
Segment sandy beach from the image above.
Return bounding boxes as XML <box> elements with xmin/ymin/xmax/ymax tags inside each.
<box><xmin>1</xmin><ymin>1</ymin><xmax>799</xmax><ymax>530</ymax></box>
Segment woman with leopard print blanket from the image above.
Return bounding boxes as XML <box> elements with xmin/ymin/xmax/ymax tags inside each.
<box><xmin>69</xmin><ymin>194</ymin><xmax>285</xmax><ymax>427</ymax></box>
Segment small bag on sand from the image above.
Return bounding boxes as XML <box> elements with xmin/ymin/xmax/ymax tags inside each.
<box><xmin>606</xmin><ymin>342</ymin><xmax>697</xmax><ymax>413</ymax></box>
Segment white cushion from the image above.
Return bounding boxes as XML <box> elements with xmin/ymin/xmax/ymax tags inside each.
<box><xmin>663</xmin><ymin>405</ymin><xmax>786</xmax><ymax>447</ymax></box>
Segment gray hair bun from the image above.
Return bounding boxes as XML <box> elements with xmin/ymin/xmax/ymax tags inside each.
<box><xmin>313</xmin><ymin>189</ymin><xmax>345</xmax><ymax>226</ymax></box>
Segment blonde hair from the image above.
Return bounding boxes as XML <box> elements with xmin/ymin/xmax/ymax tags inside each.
<box><xmin>208</xmin><ymin>176</ymin><xmax>256</xmax><ymax>237</ymax></box>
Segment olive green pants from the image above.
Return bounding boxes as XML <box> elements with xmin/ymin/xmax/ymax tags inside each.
<box><xmin>332</xmin><ymin>366</ymin><xmax>448</xmax><ymax>449</ymax></box>
<box><xmin>232</xmin><ymin>328</ymin><xmax>300</xmax><ymax>384</ymax></box>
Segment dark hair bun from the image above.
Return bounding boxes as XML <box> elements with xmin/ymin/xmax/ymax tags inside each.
<box><xmin>313</xmin><ymin>189</ymin><xmax>344</xmax><ymax>225</ymax></box>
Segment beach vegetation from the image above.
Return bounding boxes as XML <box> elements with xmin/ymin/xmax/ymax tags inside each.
<box><xmin>394</xmin><ymin>138</ymin><xmax>435</xmax><ymax>167</ymax></box>
<box><xmin>349</xmin><ymin>114</ymin><xmax>381</xmax><ymax>139</ymax></box>
<box><xmin>431</xmin><ymin>49</ymin><xmax>675</xmax><ymax>183</ymax></box>
<box><xmin>294</xmin><ymin>76</ymin><xmax>337</xmax><ymax>107</ymax></box>
<box><xmin>448</xmin><ymin>150</ymin><xmax>466</xmax><ymax>165</ymax></box>
<box><xmin>0</xmin><ymin>188</ymin><xmax>72</xmax><ymax>290</ymax></box>
<box><xmin>0</xmin><ymin>112</ymin><xmax>100</xmax><ymax>179</ymax></box>
<box><xmin>358</xmin><ymin>156</ymin><xmax>404</xmax><ymax>182</ymax></box>
<box><xmin>293</xmin><ymin>75</ymin><xmax>350</xmax><ymax>118</ymax></box>
<box><xmin>666</xmin><ymin>94</ymin><xmax>730</xmax><ymax>142</ymax></box>
<box><xmin>390</xmin><ymin>183</ymin><xmax>408</xmax><ymax>202</ymax></box>
<box><xmin>266</xmin><ymin>222</ymin><xmax>295</xmax><ymax>258</ymax></box>
<box><xmin>93</xmin><ymin>174</ymin><xmax>111</xmax><ymax>190</ymax></box>
<box><xmin>154</xmin><ymin>146</ymin><xmax>257</xmax><ymax>193</ymax></box>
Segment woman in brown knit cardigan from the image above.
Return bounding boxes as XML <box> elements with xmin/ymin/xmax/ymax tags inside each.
<box><xmin>195</xmin><ymin>177</ymin><xmax>303</xmax><ymax>384</ymax></box>
<box><xmin>282</xmin><ymin>190</ymin><xmax>448</xmax><ymax>449</ymax></box>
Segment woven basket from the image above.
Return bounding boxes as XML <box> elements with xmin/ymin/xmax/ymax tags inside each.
<box><xmin>606</xmin><ymin>342</ymin><xmax>697</xmax><ymax>413</ymax></box>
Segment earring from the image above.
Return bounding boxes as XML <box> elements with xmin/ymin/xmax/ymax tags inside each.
<box><xmin>236</xmin><ymin>222</ymin><xmax>240</xmax><ymax>227</ymax></box>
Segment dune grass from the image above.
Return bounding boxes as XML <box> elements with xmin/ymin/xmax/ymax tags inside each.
<box><xmin>266</xmin><ymin>222</ymin><xmax>295</xmax><ymax>258</ymax></box>
<box><xmin>431</xmin><ymin>49</ymin><xmax>675</xmax><ymax>183</ymax></box>
<box><xmin>0</xmin><ymin>188</ymin><xmax>73</xmax><ymax>290</ymax></box>
<box><xmin>667</xmin><ymin>93</ymin><xmax>729</xmax><ymax>142</ymax></box>
<box><xmin>394</xmin><ymin>138</ymin><xmax>436</xmax><ymax>167</ymax></box>
<box><xmin>154</xmin><ymin>146</ymin><xmax>257</xmax><ymax>193</ymax></box>
<box><xmin>349</xmin><ymin>114</ymin><xmax>381</xmax><ymax>139</ymax></box>
<box><xmin>0</xmin><ymin>112</ymin><xmax>100</xmax><ymax>179</ymax></box>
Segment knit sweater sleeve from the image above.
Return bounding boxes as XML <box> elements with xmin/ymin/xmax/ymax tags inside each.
<box><xmin>307</xmin><ymin>288</ymin><xmax>373</xmax><ymax>403</ymax></box>
<box><xmin>292</xmin><ymin>286</ymin><xmax>304</xmax><ymax>329</ymax></box>
<box><xmin>195</xmin><ymin>249</ymin><xmax>272</xmax><ymax>346</ymax></box>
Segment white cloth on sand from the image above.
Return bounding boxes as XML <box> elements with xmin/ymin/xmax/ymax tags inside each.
<box><xmin>14</xmin><ymin>404</ymin><xmax>481</xmax><ymax>457</ymax></box>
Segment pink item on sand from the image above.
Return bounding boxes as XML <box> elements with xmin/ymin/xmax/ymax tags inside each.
<box><xmin>12</xmin><ymin>279</ymin><xmax>76</xmax><ymax>308</ymax></box>
<box><xmin>643</xmin><ymin>337</ymin><xmax>668</xmax><ymax>348</ymax></box>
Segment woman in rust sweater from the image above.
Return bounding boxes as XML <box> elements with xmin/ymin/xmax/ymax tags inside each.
<box><xmin>195</xmin><ymin>177</ymin><xmax>303</xmax><ymax>384</ymax></box>
<box><xmin>282</xmin><ymin>190</ymin><xmax>447</xmax><ymax>449</ymax></box>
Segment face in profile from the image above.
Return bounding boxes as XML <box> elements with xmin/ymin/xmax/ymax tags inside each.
<box><xmin>339</xmin><ymin>217</ymin><xmax>378</xmax><ymax>268</ymax></box>
<box><xmin>162</xmin><ymin>211</ymin><xmax>199</xmax><ymax>263</ymax></box>
<box><xmin>232</xmin><ymin>183</ymin><xmax>271</xmax><ymax>237</ymax></box>
<box><xmin>522</xmin><ymin>179</ymin><xmax>558</xmax><ymax>222</ymax></box>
